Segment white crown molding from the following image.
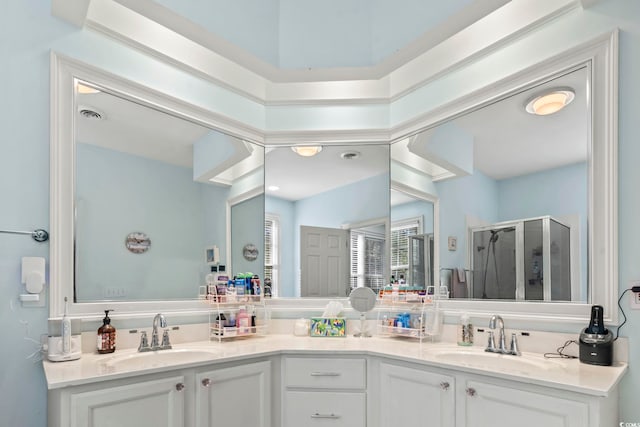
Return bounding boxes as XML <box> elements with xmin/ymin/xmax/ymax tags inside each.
<box><xmin>52</xmin><ymin>0</ymin><xmax>581</xmax><ymax>105</ymax></box>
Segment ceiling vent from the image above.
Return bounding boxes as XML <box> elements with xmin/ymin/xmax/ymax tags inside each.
<box><xmin>78</xmin><ymin>106</ymin><xmax>105</xmax><ymax>120</ymax></box>
<box><xmin>340</xmin><ymin>151</ymin><xmax>361</xmax><ymax>160</ymax></box>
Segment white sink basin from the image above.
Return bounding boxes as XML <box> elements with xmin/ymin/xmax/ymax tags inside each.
<box><xmin>431</xmin><ymin>349</ymin><xmax>562</xmax><ymax>373</ymax></box>
<box><xmin>104</xmin><ymin>349</ymin><xmax>218</xmax><ymax>370</ymax></box>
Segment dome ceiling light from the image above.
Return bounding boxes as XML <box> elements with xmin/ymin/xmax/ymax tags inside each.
<box><xmin>525</xmin><ymin>87</ymin><xmax>575</xmax><ymax>116</ymax></box>
<box><xmin>291</xmin><ymin>146</ymin><xmax>322</xmax><ymax>157</ymax></box>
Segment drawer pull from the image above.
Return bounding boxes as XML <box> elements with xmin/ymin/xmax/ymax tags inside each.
<box><xmin>175</xmin><ymin>383</ymin><xmax>185</xmax><ymax>392</ymax></box>
<box><xmin>311</xmin><ymin>413</ymin><xmax>341</xmax><ymax>419</ymax></box>
<box><xmin>201</xmin><ymin>378</ymin><xmax>212</xmax><ymax>387</ymax></box>
<box><xmin>440</xmin><ymin>381</ymin><xmax>450</xmax><ymax>390</ymax></box>
<box><xmin>310</xmin><ymin>372</ymin><xmax>342</xmax><ymax>377</ymax></box>
<box><xmin>466</xmin><ymin>387</ymin><xmax>477</xmax><ymax>397</ymax></box>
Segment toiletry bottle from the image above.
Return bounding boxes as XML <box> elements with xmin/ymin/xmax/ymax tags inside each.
<box><xmin>457</xmin><ymin>313</ymin><xmax>473</xmax><ymax>346</ymax></box>
<box><xmin>61</xmin><ymin>297</ymin><xmax>71</xmax><ymax>355</ymax></box>
<box><xmin>97</xmin><ymin>310</ymin><xmax>116</xmax><ymax>354</ymax></box>
<box><xmin>237</xmin><ymin>308</ymin><xmax>250</xmax><ymax>334</ymax></box>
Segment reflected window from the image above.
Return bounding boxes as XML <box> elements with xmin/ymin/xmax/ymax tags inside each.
<box><xmin>350</xmin><ymin>230</ymin><xmax>385</xmax><ymax>292</ymax></box>
<box><xmin>264</xmin><ymin>214</ymin><xmax>280</xmax><ymax>296</ymax></box>
<box><xmin>391</xmin><ymin>217</ymin><xmax>422</xmax><ymax>282</ymax></box>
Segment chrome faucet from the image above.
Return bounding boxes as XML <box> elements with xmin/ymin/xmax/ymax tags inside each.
<box><xmin>146</xmin><ymin>313</ymin><xmax>171</xmax><ymax>351</ymax></box>
<box><xmin>485</xmin><ymin>314</ymin><xmax>520</xmax><ymax>356</ymax></box>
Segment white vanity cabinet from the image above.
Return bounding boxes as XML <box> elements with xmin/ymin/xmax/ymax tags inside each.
<box><xmin>369</xmin><ymin>360</ymin><xmax>455</xmax><ymax>427</ymax></box>
<box><xmin>48</xmin><ymin>374</ymin><xmax>187</xmax><ymax>427</ymax></box>
<box><xmin>282</xmin><ymin>356</ymin><xmax>367</xmax><ymax>427</ymax></box>
<box><xmin>195</xmin><ymin>360</ymin><xmax>271</xmax><ymax>427</ymax></box>
<box><xmin>457</xmin><ymin>375</ymin><xmax>616</xmax><ymax>427</ymax></box>
<box><xmin>48</xmin><ymin>359</ymin><xmax>272</xmax><ymax>427</ymax></box>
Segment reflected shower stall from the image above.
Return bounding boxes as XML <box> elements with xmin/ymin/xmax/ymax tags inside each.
<box><xmin>470</xmin><ymin>216</ymin><xmax>571</xmax><ymax>301</ymax></box>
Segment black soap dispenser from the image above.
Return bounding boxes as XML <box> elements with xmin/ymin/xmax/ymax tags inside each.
<box><xmin>97</xmin><ymin>310</ymin><xmax>116</xmax><ymax>354</ymax></box>
<box><xmin>578</xmin><ymin>305</ymin><xmax>613</xmax><ymax>366</ymax></box>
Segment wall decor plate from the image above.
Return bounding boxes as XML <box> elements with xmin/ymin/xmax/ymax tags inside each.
<box><xmin>243</xmin><ymin>243</ymin><xmax>258</xmax><ymax>261</ymax></box>
<box><xmin>125</xmin><ymin>232</ymin><xmax>150</xmax><ymax>254</ymax></box>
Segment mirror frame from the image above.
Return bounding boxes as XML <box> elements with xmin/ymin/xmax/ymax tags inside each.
<box><xmin>51</xmin><ymin>30</ymin><xmax>617</xmax><ymax>326</ymax></box>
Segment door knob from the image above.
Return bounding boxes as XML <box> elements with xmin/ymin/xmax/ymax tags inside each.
<box><xmin>175</xmin><ymin>383</ymin><xmax>185</xmax><ymax>392</ymax></box>
<box><xmin>466</xmin><ymin>387</ymin><xmax>477</xmax><ymax>397</ymax></box>
<box><xmin>201</xmin><ymin>378</ymin><xmax>212</xmax><ymax>387</ymax></box>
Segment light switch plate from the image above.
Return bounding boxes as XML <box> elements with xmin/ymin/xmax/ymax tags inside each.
<box><xmin>448</xmin><ymin>236</ymin><xmax>457</xmax><ymax>251</ymax></box>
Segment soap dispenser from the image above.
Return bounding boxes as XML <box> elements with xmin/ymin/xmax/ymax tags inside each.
<box><xmin>97</xmin><ymin>310</ymin><xmax>116</xmax><ymax>354</ymax></box>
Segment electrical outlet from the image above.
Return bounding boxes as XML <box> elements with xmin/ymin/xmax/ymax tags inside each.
<box><xmin>630</xmin><ymin>280</ymin><xmax>640</xmax><ymax>309</ymax></box>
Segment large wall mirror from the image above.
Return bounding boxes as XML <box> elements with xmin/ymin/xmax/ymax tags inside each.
<box><xmin>393</xmin><ymin>65</ymin><xmax>589</xmax><ymax>303</ymax></box>
<box><xmin>50</xmin><ymin>55</ymin><xmax>264</xmax><ymax>317</ymax></box>
<box><xmin>264</xmin><ymin>144</ymin><xmax>390</xmax><ymax>298</ymax></box>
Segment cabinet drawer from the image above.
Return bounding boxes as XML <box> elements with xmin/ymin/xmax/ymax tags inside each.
<box><xmin>284</xmin><ymin>357</ymin><xmax>366</xmax><ymax>389</ymax></box>
<box><xmin>284</xmin><ymin>391</ymin><xmax>365</xmax><ymax>427</ymax></box>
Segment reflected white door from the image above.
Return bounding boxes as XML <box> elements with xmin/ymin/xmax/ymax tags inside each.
<box><xmin>300</xmin><ymin>226</ymin><xmax>349</xmax><ymax>297</ymax></box>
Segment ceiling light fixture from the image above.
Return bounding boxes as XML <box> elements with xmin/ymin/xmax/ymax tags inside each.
<box><xmin>525</xmin><ymin>87</ymin><xmax>575</xmax><ymax>116</ymax></box>
<box><xmin>291</xmin><ymin>146</ymin><xmax>322</xmax><ymax>157</ymax></box>
<box><xmin>76</xmin><ymin>82</ymin><xmax>101</xmax><ymax>94</ymax></box>
<box><xmin>268</xmin><ymin>185</ymin><xmax>280</xmax><ymax>191</ymax></box>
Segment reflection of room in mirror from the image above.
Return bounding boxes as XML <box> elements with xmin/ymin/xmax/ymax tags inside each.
<box><xmin>265</xmin><ymin>144</ymin><xmax>390</xmax><ymax>298</ymax></box>
<box><xmin>74</xmin><ymin>80</ymin><xmax>264</xmax><ymax>302</ymax></box>
<box><xmin>391</xmin><ymin>65</ymin><xmax>588</xmax><ymax>303</ymax></box>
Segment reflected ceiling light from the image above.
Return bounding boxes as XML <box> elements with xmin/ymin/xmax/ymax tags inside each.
<box><xmin>525</xmin><ymin>87</ymin><xmax>575</xmax><ymax>116</ymax></box>
<box><xmin>76</xmin><ymin>82</ymin><xmax>101</xmax><ymax>94</ymax></box>
<box><xmin>268</xmin><ymin>185</ymin><xmax>280</xmax><ymax>191</ymax></box>
<box><xmin>291</xmin><ymin>146</ymin><xmax>322</xmax><ymax>157</ymax></box>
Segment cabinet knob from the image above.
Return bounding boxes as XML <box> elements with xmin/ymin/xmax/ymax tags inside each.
<box><xmin>201</xmin><ymin>378</ymin><xmax>212</xmax><ymax>387</ymax></box>
<box><xmin>439</xmin><ymin>381</ymin><xmax>450</xmax><ymax>390</ymax></box>
<box><xmin>175</xmin><ymin>383</ymin><xmax>185</xmax><ymax>392</ymax></box>
<box><xmin>466</xmin><ymin>387</ymin><xmax>477</xmax><ymax>397</ymax></box>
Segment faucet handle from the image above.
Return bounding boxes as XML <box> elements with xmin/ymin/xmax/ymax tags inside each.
<box><xmin>161</xmin><ymin>329</ymin><xmax>172</xmax><ymax>350</ymax></box>
<box><xmin>509</xmin><ymin>333</ymin><xmax>521</xmax><ymax>356</ymax></box>
<box><xmin>138</xmin><ymin>331</ymin><xmax>150</xmax><ymax>352</ymax></box>
<box><xmin>485</xmin><ymin>331</ymin><xmax>497</xmax><ymax>353</ymax></box>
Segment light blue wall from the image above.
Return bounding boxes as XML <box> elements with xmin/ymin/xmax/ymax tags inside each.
<box><xmin>230</xmin><ymin>195</ymin><xmax>265</xmax><ymax>277</ymax></box>
<box><xmin>391</xmin><ymin>200</ymin><xmax>434</xmax><ymax>235</ymax></box>
<box><xmin>436</xmin><ymin>169</ymin><xmax>499</xmax><ymax>270</ymax></box>
<box><xmin>76</xmin><ymin>143</ymin><xmax>228</xmax><ymax>301</ymax></box>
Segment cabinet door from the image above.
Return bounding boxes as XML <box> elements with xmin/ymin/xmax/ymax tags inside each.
<box><xmin>379</xmin><ymin>362</ymin><xmax>455</xmax><ymax>427</ymax></box>
<box><xmin>195</xmin><ymin>360</ymin><xmax>271</xmax><ymax>427</ymax></box>
<box><xmin>69</xmin><ymin>375</ymin><xmax>185</xmax><ymax>427</ymax></box>
<box><xmin>462</xmin><ymin>380</ymin><xmax>588</xmax><ymax>427</ymax></box>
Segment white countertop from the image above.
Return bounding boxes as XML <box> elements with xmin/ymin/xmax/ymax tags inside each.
<box><xmin>43</xmin><ymin>335</ymin><xmax>627</xmax><ymax>397</ymax></box>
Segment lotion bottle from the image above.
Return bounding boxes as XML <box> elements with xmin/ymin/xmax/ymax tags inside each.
<box><xmin>97</xmin><ymin>310</ymin><xmax>116</xmax><ymax>354</ymax></box>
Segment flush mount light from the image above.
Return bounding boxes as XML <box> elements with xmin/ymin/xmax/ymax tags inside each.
<box><xmin>291</xmin><ymin>146</ymin><xmax>322</xmax><ymax>157</ymax></box>
<box><xmin>268</xmin><ymin>185</ymin><xmax>280</xmax><ymax>191</ymax></box>
<box><xmin>76</xmin><ymin>82</ymin><xmax>101</xmax><ymax>94</ymax></box>
<box><xmin>525</xmin><ymin>87</ymin><xmax>575</xmax><ymax>116</ymax></box>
